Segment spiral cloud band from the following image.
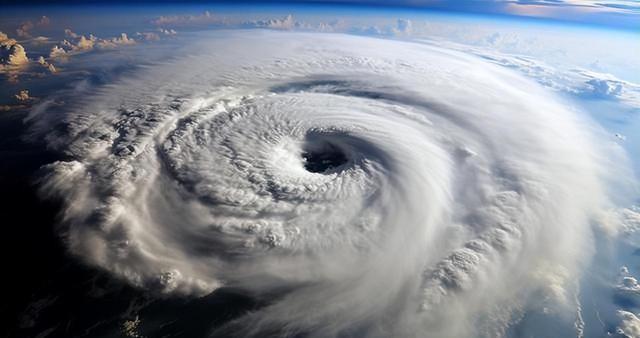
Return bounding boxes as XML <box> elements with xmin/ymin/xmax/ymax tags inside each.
<box><xmin>42</xmin><ymin>31</ymin><xmax>616</xmax><ymax>337</ymax></box>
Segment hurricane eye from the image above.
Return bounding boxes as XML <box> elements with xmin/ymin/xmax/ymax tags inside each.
<box><xmin>301</xmin><ymin>140</ymin><xmax>349</xmax><ymax>174</ymax></box>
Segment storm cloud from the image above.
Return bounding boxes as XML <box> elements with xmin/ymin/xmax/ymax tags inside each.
<box><xmin>37</xmin><ymin>31</ymin><xmax>627</xmax><ymax>337</ymax></box>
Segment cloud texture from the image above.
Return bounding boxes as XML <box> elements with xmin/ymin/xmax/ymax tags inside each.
<box><xmin>37</xmin><ymin>31</ymin><xmax>625</xmax><ymax>337</ymax></box>
<box><xmin>0</xmin><ymin>32</ymin><xmax>29</xmax><ymax>68</ymax></box>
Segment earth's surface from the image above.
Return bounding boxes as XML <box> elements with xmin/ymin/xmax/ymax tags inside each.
<box><xmin>0</xmin><ymin>2</ymin><xmax>639</xmax><ymax>338</ymax></box>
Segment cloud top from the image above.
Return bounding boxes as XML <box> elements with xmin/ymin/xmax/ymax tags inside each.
<box><xmin>36</xmin><ymin>31</ymin><xmax>625</xmax><ymax>337</ymax></box>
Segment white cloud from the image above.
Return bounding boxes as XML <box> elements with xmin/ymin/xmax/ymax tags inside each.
<box><xmin>15</xmin><ymin>16</ymin><xmax>50</xmax><ymax>39</ymax></box>
<box><xmin>64</xmin><ymin>28</ymin><xmax>79</xmax><ymax>39</ymax></box>
<box><xmin>30</xmin><ymin>36</ymin><xmax>50</xmax><ymax>45</ymax></box>
<box><xmin>74</xmin><ymin>35</ymin><xmax>96</xmax><ymax>51</ymax></box>
<box><xmin>14</xmin><ymin>89</ymin><xmax>30</xmax><ymax>101</ymax></box>
<box><xmin>136</xmin><ymin>32</ymin><xmax>160</xmax><ymax>41</ymax></box>
<box><xmin>588</xmin><ymin>77</ymin><xmax>623</xmax><ymax>97</ymax></box>
<box><xmin>506</xmin><ymin>0</ymin><xmax>640</xmax><ymax>14</ymax></box>
<box><xmin>441</xmin><ymin>45</ymin><xmax>640</xmax><ymax>108</ymax></box>
<box><xmin>245</xmin><ymin>14</ymin><xmax>296</xmax><ymax>30</ymax></box>
<box><xmin>395</xmin><ymin>19</ymin><xmax>413</xmax><ymax>35</ymax></box>
<box><xmin>151</xmin><ymin>11</ymin><xmax>224</xmax><ymax>27</ymax></box>
<box><xmin>619</xmin><ymin>206</ymin><xmax>640</xmax><ymax>236</ymax></box>
<box><xmin>150</xmin><ymin>12</ymin><xmax>341</xmax><ymax>33</ymax></box>
<box><xmin>49</xmin><ymin>45</ymin><xmax>67</xmax><ymax>58</ymax></box>
<box><xmin>616</xmin><ymin>266</ymin><xmax>640</xmax><ymax>301</ymax></box>
<box><xmin>51</xmin><ymin>30</ymin><xmax>138</xmax><ymax>56</ymax></box>
<box><xmin>37</xmin><ymin>56</ymin><xmax>57</xmax><ymax>73</ymax></box>
<box><xmin>0</xmin><ymin>31</ymin><xmax>29</xmax><ymax>68</ymax></box>
<box><xmin>16</xmin><ymin>21</ymin><xmax>34</xmax><ymax>39</ymax></box>
<box><xmin>617</xmin><ymin>311</ymin><xmax>640</xmax><ymax>338</ymax></box>
<box><xmin>35</xmin><ymin>31</ymin><xmax>621</xmax><ymax>337</ymax></box>
<box><xmin>96</xmin><ymin>33</ymin><xmax>135</xmax><ymax>49</ymax></box>
<box><xmin>158</xmin><ymin>28</ymin><xmax>177</xmax><ymax>35</ymax></box>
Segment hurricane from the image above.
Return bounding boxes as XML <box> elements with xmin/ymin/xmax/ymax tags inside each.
<box><xmin>38</xmin><ymin>31</ymin><xmax>621</xmax><ymax>337</ymax></box>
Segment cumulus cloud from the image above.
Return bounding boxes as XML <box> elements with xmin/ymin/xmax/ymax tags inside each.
<box><xmin>578</xmin><ymin>70</ymin><xmax>637</xmax><ymax>100</ymax></box>
<box><xmin>0</xmin><ymin>31</ymin><xmax>29</xmax><ymax>68</ymax></box>
<box><xmin>618</xmin><ymin>207</ymin><xmax>640</xmax><ymax>237</ymax></box>
<box><xmin>16</xmin><ymin>16</ymin><xmax>50</xmax><ymax>39</ymax></box>
<box><xmin>588</xmin><ymin>78</ymin><xmax>623</xmax><ymax>97</ymax></box>
<box><xmin>453</xmin><ymin>46</ymin><xmax>640</xmax><ymax>108</ymax></box>
<box><xmin>64</xmin><ymin>28</ymin><xmax>79</xmax><ymax>39</ymax></box>
<box><xmin>395</xmin><ymin>19</ymin><xmax>413</xmax><ymax>35</ymax></box>
<box><xmin>14</xmin><ymin>89</ymin><xmax>30</xmax><ymax>102</ymax></box>
<box><xmin>619</xmin><ymin>275</ymin><xmax>640</xmax><ymax>293</ymax></box>
<box><xmin>617</xmin><ymin>310</ymin><xmax>640</xmax><ymax>338</ymax></box>
<box><xmin>136</xmin><ymin>32</ymin><xmax>160</xmax><ymax>41</ymax></box>
<box><xmin>138</xmin><ymin>29</ymin><xmax>180</xmax><ymax>42</ymax></box>
<box><xmin>150</xmin><ymin>11</ymin><xmax>340</xmax><ymax>33</ymax></box>
<box><xmin>37</xmin><ymin>56</ymin><xmax>57</xmax><ymax>73</ymax></box>
<box><xmin>244</xmin><ymin>14</ymin><xmax>296</xmax><ymax>30</ymax></box>
<box><xmin>615</xmin><ymin>266</ymin><xmax>640</xmax><ymax>309</ymax></box>
<box><xmin>51</xmin><ymin>30</ymin><xmax>138</xmax><ymax>57</ymax></box>
<box><xmin>62</xmin><ymin>30</ymin><xmax>98</xmax><ymax>51</ymax></box>
<box><xmin>151</xmin><ymin>11</ymin><xmax>225</xmax><ymax>27</ymax></box>
<box><xmin>158</xmin><ymin>28</ymin><xmax>177</xmax><ymax>35</ymax></box>
<box><xmin>74</xmin><ymin>35</ymin><xmax>96</xmax><ymax>51</ymax></box>
<box><xmin>16</xmin><ymin>21</ymin><xmax>34</xmax><ymax>39</ymax></box>
<box><xmin>350</xmin><ymin>18</ymin><xmax>431</xmax><ymax>37</ymax></box>
<box><xmin>96</xmin><ymin>33</ymin><xmax>136</xmax><ymax>49</ymax></box>
<box><xmin>121</xmin><ymin>316</ymin><xmax>142</xmax><ymax>338</ymax></box>
<box><xmin>49</xmin><ymin>45</ymin><xmax>67</xmax><ymax>59</ymax></box>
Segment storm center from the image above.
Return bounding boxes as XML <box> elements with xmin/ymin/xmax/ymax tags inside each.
<box><xmin>301</xmin><ymin>141</ymin><xmax>348</xmax><ymax>173</ymax></box>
